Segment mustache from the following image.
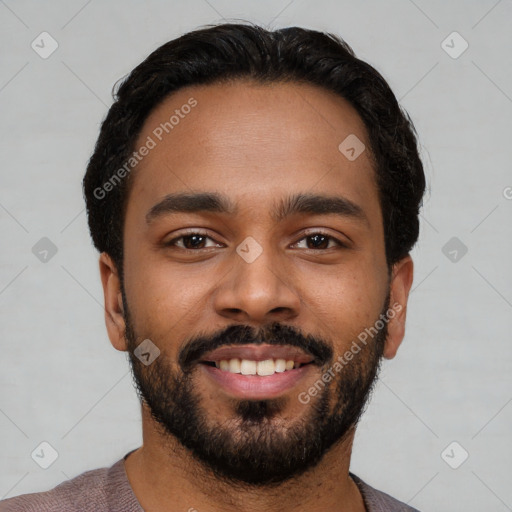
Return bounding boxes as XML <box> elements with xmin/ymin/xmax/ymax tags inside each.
<box><xmin>178</xmin><ymin>322</ymin><xmax>333</xmax><ymax>370</ymax></box>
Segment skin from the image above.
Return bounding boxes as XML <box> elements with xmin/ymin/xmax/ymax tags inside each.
<box><xmin>99</xmin><ymin>80</ymin><xmax>414</xmax><ymax>512</ymax></box>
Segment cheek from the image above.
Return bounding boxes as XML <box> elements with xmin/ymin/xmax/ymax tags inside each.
<box><xmin>123</xmin><ymin>256</ymin><xmax>213</xmax><ymax>338</ymax></box>
<box><xmin>304</xmin><ymin>263</ymin><xmax>387</xmax><ymax>345</ymax></box>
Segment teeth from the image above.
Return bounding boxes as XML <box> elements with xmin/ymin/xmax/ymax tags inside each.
<box><xmin>229</xmin><ymin>358</ymin><xmax>241</xmax><ymax>373</ymax></box>
<box><xmin>275</xmin><ymin>358</ymin><xmax>286</xmax><ymax>372</ymax></box>
<box><xmin>257</xmin><ymin>359</ymin><xmax>275</xmax><ymax>376</ymax></box>
<box><xmin>214</xmin><ymin>358</ymin><xmax>303</xmax><ymax>375</ymax></box>
<box><xmin>240</xmin><ymin>359</ymin><xmax>257</xmax><ymax>375</ymax></box>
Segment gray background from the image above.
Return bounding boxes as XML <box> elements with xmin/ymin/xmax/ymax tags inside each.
<box><xmin>1</xmin><ymin>1</ymin><xmax>511</xmax><ymax>510</ymax></box>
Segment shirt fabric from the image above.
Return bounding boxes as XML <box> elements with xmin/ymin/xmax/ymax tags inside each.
<box><xmin>0</xmin><ymin>450</ymin><xmax>420</xmax><ymax>512</ymax></box>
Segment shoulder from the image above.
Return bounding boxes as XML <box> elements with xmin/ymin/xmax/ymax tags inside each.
<box><xmin>351</xmin><ymin>473</ymin><xmax>421</xmax><ymax>512</ymax></box>
<box><xmin>0</xmin><ymin>459</ymin><xmax>134</xmax><ymax>512</ymax></box>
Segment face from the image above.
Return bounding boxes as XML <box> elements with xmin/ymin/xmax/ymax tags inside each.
<box><xmin>101</xmin><ymin>80</ymin><xmax>413</xmax><ymax>486</ymax></box>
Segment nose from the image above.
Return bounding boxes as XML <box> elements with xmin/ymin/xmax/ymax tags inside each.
<box><xmin>213</xmin><ymin>241</ymin><xmax>301</xmax><ymax>325</ymax></box>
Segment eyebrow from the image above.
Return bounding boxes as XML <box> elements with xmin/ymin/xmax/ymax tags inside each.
<box><xmin>145</xmin><ymin>191</ymin><xmax>368</xmax><ymax>226</ymax></box>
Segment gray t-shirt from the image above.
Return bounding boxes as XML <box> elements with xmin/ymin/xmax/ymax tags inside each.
<box><xmin>0</xmin><ymin>451</ymin><xmax>420</xmax><ymax>511</ymax></box>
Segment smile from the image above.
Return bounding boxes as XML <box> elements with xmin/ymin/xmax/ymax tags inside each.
<box><xmin>202</xmin><ymin>358</ymin><xmax>312</xmax><ymax>376</ymax></box>
<box><xmin>198</xmin><ymin>343</ymin><xmax>316</xmax><ymax>399</ymax></box>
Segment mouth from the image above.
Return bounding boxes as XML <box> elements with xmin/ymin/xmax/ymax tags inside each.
<box><xmin>198</xmin><ymin>344</ymin><xmax>317</xmax><ymax>399</ymax></box>
<box><xmin>199</xmin><ymin>343</ymin><xmax>315</xmax><ymax>374</ymax></box>
<box><xmin>201</xmin><ymin>358</ymin><xmax>313</xmax><ymax>375</ymax></box>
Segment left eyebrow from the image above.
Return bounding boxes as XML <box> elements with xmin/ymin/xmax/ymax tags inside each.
<box><xmin>145</xmin><ymin>191</ymin><xmax>369</xmax><ymax>226</ymax></box>
<box><xmin>272</xmin><ymin>192</ymin><xmax>369</xmax><ymax>226</ymax></box>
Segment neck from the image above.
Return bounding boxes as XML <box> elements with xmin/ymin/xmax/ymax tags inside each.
<box><xmin>124</xmin><ymin>405</ymin><xmax>366</xmax><ymax>512</ymax></box>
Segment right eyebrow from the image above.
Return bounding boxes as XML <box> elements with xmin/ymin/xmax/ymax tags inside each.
<box><xmin>145</xmin><ymin>192</ymin><xmax>237</xmax><ymax>225</ymax></box>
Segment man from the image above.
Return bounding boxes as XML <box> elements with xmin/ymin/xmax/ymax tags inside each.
<box><xmin>1</xmin><ymin>22</ymin><xmax>425</xmax><ymax>511</ymax></box>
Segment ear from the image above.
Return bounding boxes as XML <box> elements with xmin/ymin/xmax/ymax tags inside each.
<box><xmin>383</xmin><ymin>255</ymin><xmax>414</xmax><ymax>359</ymax></box>
<box><xmin>99</xmin><ymin>252</ymin><xmax>128</xmax><ymax>352</ymax></box>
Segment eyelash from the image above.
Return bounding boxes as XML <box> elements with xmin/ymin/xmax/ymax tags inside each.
<box><xmin>165</xmin><ymin>229</ymin><xmax>348</xmax><ymax>251</ymax></box>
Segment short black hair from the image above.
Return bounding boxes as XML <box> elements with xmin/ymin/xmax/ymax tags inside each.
<box><xmin>83</xmin><ymin>22</ymin><xmax>425</xmax><ymax>278</ymax></box>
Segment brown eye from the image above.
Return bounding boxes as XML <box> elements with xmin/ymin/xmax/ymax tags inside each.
<box><xmin>293</xmin><ymin>232</ymin><xmax>346</xmax><ymax>250</ymax></box>
<box><xmin>166</xmin><ymin>232</ymin><xmax>221</xmax><ymax>250</ymax></box>
<box><xmin>306</xmin><ymin>234</ymin><xmax>330</xmax><ymax>249</ymax></box>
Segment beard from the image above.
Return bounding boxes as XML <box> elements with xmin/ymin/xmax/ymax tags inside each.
<box><xmin>122</xmin><ymin>286</ymin><xmax>389</xmax><ymax>487</ymax></box>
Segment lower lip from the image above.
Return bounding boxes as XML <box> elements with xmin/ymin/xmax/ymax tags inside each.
<box><xmin>199</xmin><ymin>363</ymin><xmax>315</xmax><ymax>400</ymax></box>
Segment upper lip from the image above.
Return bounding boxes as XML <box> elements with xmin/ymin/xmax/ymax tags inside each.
<box><xmin>200</xmin><ymin>344</ymin><xmax>315</xmax><ymax>364</ymax></box>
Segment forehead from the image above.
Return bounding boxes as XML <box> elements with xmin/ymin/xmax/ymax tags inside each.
<box><xmin>126</xmin><ymin>80</ymin><xmax>380</xmax><ymax>227</ymax></box>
